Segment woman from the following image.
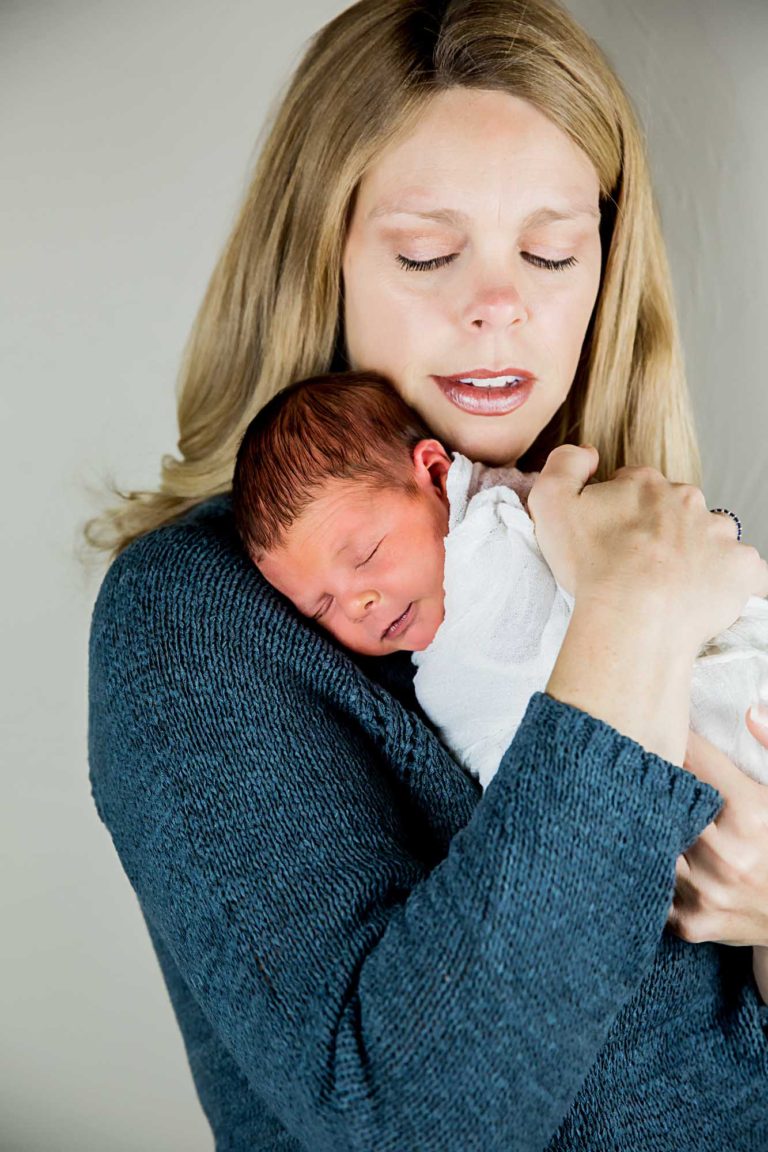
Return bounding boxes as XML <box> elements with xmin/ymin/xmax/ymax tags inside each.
<box><xmin>85</xmin><ymin>1</ymin><xmax>768</xmax><ymax>1148</ymax></box>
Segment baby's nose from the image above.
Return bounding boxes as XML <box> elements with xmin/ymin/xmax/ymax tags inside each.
<box><xmin>348</xmin><ymin>589</ymin><xmax>380</xmax><ymax>619</ymax></box>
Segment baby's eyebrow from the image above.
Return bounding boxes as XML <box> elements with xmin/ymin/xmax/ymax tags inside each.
<box><xmin>296</xmin><ymin>539</ymin><xmax>354</xmax><ymax>617</ymax></box>
<box><xmin>295</xmin><ymin>592</ymin><xmax>327</xmax><ymax>619</ymax></box>
<box><xmin>332</xmin><ymin>540</ymin><xmax>353</xmax><ymax>560</ymax></box>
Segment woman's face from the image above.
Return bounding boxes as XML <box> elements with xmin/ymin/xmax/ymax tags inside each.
<box><xmin>341</xmin><ymin>88</ymin><xmax>603</xmax><ymax>466</ymax></box>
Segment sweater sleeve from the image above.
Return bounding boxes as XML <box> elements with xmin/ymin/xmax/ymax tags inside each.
<box><xmin>87</xmin><ymin>515</ymin><xmax>724</xmax><ymax>1152</ymax></box>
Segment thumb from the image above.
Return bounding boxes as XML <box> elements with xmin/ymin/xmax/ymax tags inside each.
<box><xmin>536</xmin><ymin>443</ymin><xmax>599</xmax><ymax>494</ymax></box>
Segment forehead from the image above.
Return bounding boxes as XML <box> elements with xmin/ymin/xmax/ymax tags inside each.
<box><xmin>282</xmin><ymin>480</ymin><xmax>381</xmax><ymax>552</ymax></box>
<box><xmin>355</xmin><ymin>88</ymin><xmax>600</xmax><ymax>216</ymax></box>
<box><xmin>257</xmin><ymin>481</ymin><xmax>403</xmax><ymax>605</ymax></box>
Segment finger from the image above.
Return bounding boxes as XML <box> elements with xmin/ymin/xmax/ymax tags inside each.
<box><xmin>668</xmin><ymin>852</ymin><xmax>727</xmax><ymax>944</ymax></box>
<box><xmin>746</xmin><ymin>706</ymin><xmax>768</xmax><ymax>750</ymax></box>
<box><xmin>674</xmin><ymin>853</ymin><xmax>692</xmax><ymax>885</ymax></box>
<box><xmin>676</xmin><ymin>825</ymin><xmax>725</xmax><ymax>888</ymax></box>
<box><xmin>671</xmin><ymin>851</ymin><xmax>713</xmax><ymax>913</ymax></box>
<box><xmin>666</xmin><ymin>896</ymin><xmax>683</xmax><ymax>935</ymax></box>
<box><xmin>670</xmin><ymin>853</ymin><xmax>701</xmax><ymax>919</ymax></box>
<box><xmin>683</xmin><ymin>727</ymin><xmax>746</xmax><ymax>802</ymax></box>
<box><xmin>745</xmin><ymin>684</ymin><xmax>768</xmax><ymax>751</ymax></box>
<box><xmin>709</xmin><ymin>508</ymin><xmax>742</xmax><ymax>536</ymax></box>
<box><xmin>536</xmin><ymin>443</ymin><xmax>599</xmax><ymax>492</ymax></box>
<box><xmin>666</xmin><ymin>888</ymin><xmax>703</xmax><ymax>940</ymax></box>
<box><xmin>669</xmin><ymin>854</ymin><xmax>693</xmax><ymax>925</ymax></box>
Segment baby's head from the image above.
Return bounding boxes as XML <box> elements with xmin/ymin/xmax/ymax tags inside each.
<box><xmin>232</xmin><ymin>371</ymin><xmax>452</xmax><ymax>656</ymax></box>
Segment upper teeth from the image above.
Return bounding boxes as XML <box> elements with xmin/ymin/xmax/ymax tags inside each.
<box><xmin>458</xmin><ymin>375</ymin><xmax>524</xmax><ymax>387</ymax></box>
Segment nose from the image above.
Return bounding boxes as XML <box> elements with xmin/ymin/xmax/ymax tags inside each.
<box><xmin>465</xmin><ymin>279</ymin><xmax>529</xmax><ymax>331</ymax></box>
<box><xmin>342</xmin><ymin>587</ymin><xmax>380</xmax><ymax>623</ymax></box>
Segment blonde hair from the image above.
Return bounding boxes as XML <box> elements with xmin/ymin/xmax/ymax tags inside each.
<box><xmin>82</xmin><ymin>0</ymin><xmax>701</xmax><ymax>563</ymax></box>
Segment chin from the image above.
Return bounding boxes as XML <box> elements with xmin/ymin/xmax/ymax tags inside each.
<box><xmin>424</xmin><ymin>409</ymin><xmax>536</xmax><ymax>467</ymax></box>
<box><xmin>446</xmin><ymin>428</ymin><xmax>531</xmax><ymax>468</ymax></box>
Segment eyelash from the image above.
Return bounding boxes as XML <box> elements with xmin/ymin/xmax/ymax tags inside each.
<box><xmin>312</xmin><ymin>542</ymin><xmax>381</xmax><ymax>621</ymax></box>
<box><xmin>395</xmin><ymin>253</ymin><xmax>578</xmax><ymax>273</ymax></box>
<box><xmin>357</xmin><ymin>542</ymin><xmax>380</xmax><ymax>568</ymax></box>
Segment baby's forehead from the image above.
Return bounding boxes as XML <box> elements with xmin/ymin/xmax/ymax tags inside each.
<box><xmin>307</xmin><ymin>475</ymin><xmax>408</xmax><ymax>516</ymax></box>
<box><xmin>280</xmin><ymin>477</ymin><xmax>404</xmax><ymax>547</ymax></box>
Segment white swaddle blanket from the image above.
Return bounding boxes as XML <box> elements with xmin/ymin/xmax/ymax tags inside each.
<box><xmin>411</xmin><ymin>452</ymin><xmax>768</xmax><ymax>791</ymax></box>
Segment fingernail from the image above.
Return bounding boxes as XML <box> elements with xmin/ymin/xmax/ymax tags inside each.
<box><xmin>748</xmin><ymin>702</ymin><xmax>768</xmax><ymax>731</ymax></box>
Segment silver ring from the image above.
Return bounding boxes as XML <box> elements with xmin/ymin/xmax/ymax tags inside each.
<box><xmin>709</xmin><ymin>507</ymin><xmax>743</xmax><ymax>542</ymax></box>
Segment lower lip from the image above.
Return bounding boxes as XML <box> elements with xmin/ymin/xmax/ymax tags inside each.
<box><xmin>432</xmin><ymin>375</ymin><xmax>535</xmax><ymax>415</ymax></box>
<box><xmin>383</xmin><ymin>601</ymin><xmax>415</xmax><ymax>640</ymax></box>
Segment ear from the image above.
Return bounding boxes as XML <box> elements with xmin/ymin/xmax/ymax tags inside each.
<box><xmin>412</xmin><ymin>439</ymin><xmax>452</xmax><ymax>502</ymax></box>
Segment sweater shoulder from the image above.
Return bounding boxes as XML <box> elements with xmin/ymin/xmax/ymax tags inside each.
<box><xmin>92</xmin><ymin>493</ymin><xmax>263</xmax><ymax>617</ymax></box>
<box><xmin>88</xmin><ymin>493</ymin><xmax>322</xmax><ymax>675</ymax></box>
<box><xmin>88</xmin><ymin>493</ymin><xmax>428</xmax><ymax>752</ymax></box>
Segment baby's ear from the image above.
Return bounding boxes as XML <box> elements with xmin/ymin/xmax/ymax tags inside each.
<box><xmin>412</xmin><ymin>438</ymin><xmax>452</xmax><ymax>496</ymax></box>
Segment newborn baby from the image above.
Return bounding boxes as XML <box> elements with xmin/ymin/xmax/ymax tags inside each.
<box><xmin>233</xmin><ymin>369</ymin><xmax>768</xmax><ymax>784</ymax></box>
<box><xmin>232</xmin><ymin>370</ymin><xmax>768</xmax><ymax>988</ymax></box>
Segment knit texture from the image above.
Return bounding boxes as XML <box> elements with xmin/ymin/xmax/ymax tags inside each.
<box><xmin>88</xmin><ymin>494</ymin><xmax>768</xmax><ymax>1151</ymax></box>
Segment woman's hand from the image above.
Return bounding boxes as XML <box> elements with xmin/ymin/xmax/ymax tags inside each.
<box><xmin>666</xmin><ymin>720</ymin><xmax>768</xmax><ymax>948</ymax></box>
<box><xmin>527</xmin><ymin>444</ymin><xmax>768</xmax><ymax>656</ymax></box>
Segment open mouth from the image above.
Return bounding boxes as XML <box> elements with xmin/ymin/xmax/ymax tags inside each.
<box><xmin>381</xmin><ymin>602</ymin><xmax>414</xmax><ymax>640</ymax></box>
<box><xmin>431</xmin><ymin>371</ymin><xmax>535</xmax><ymax>415</ymax></box>
<box><xmin>450</xmin><ymin>373</ymin><xmax>529</xmax><ymax>387</ymax></box>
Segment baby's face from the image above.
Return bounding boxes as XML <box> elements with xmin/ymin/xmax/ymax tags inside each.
<box><xmin>257</xmin><ymin>472</ymin><xmax>450</xmax><ymax>656</ymax></box>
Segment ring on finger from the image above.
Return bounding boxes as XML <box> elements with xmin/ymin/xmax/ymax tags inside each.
<box><xmin>709</xmin><ymin>507</ymin><xmax>743</xmax><ymax>542</ymax></box>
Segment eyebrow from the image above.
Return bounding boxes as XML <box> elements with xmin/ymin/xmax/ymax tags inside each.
<box><xmin>368</xmin><ymin>203</ymin><xmax>600</xmax><ymax>228</ymax></box>
<box><xmin>298</xmin><ymin>539</ymin><xmax>353</xmax><ymax>618</ymax></box>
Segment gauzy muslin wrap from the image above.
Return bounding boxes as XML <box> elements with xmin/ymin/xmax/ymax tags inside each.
<box><xmin>411</xmin><ymin>452</ymin><xmax>768</xmax><ymax>792</ymax></box>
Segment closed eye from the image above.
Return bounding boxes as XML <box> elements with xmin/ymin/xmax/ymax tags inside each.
<box><xmin>356</xmin><ymin>541</ymin><xmax>381</xmax><ymax>568</ymax></box>
<box><xmin>312</xmin><ymin>597</ymin><xmax>332</xmax><ymax>622</ymax></box>
<box><xmin>312</xmin><ymin>541</ymin><xmax>382</xmax><ymax>621</ymax></box>
<box><xmin>395</xmin><ymin>253</ymin><xmax>578</xmax><ymax>272</ymax></box>
<box><xmin>396</xmin><ymin>253</ymin><xmax>455</xmax><ymax>272</ymax></box>
<box><xmin>523</xmin><ymin>253</ymin><xmax>578</xmax><ymax>272</ymax></box>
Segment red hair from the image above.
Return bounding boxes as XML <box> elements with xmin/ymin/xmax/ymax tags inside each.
<box><xmin>232</xmin><ymin>371</ymin><xmax>434</xmax><ymax>563</ymax></box>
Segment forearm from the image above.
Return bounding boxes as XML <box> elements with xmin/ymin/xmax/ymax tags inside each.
<box><xmin>546</xmin><ymin>597</ymin><xmax>697</xmax><ymax>766</ymax></box>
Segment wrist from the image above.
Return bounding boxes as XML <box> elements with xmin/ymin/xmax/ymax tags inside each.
<box><xmin>546</xmin><ymin>596</ymin><xmax>697</xmax><ymax>765</ymax></box>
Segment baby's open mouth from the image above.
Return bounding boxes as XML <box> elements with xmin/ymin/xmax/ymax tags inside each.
<box><xmin>382</xmin><ymin>602</ymin><xmax>414</xmax><ymax>640</ymax></box>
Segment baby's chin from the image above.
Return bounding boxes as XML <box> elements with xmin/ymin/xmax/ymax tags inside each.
<box><xmin>390</xmin><ymin>608</ymin><xmax>443</xmax><ymax>654</ymax></box>
<box><xmin>398</xmin><ymin>629</ymin><xmax>438</xmax><ymax>654</ymax></box>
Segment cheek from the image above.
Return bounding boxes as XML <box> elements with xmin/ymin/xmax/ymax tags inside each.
<box><xmin>345</xmin><ymin>272</ymin><xmax>430</xmax><ymax>372</ymax></box>
<box><xmin>343</xmin><ymin>258</ymin><xmax>394</xmax><ymax>365</ymax></box>
<box><xmin>545</xmin><ymin>278</ymin><xmax>600</xmax><ymax>364</ymax></box>
<box><xmin>343</xmin><ymin>237</ymin><xmax>444</xmax><ymax>369</ymax></box>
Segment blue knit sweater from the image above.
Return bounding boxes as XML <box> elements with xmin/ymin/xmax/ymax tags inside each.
<box><xmin>88</xmin><ymin>494</ymin><xmax>768</xmax><ymax>1151</ymax></box>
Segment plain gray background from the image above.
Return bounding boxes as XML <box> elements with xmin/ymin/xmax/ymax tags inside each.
<box><xmin>2</xmin><ymin>1</ymin><xmax>767</xmax><ymax>1148</ymax></box>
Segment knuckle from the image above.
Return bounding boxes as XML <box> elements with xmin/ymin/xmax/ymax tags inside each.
<box><xmin>679</xmin><ymin>483</ymin><xmax>705</xmax><ymax>507</ymax></box>
<box><xmin>674</xmin><ymin>913</ymin><xmax>701</xmax><ymax>943</ymax></box>
<box><xmin>731</xmin><ymin>815</ymin><xmax>762</xmax><ymax>850</ymax></box>
<box><xmin>609</xmin><ymin>464</ymin><xmax>640</xmax><ymax>480</ymax></box>
<box><xmin>625</xmin><ymin>464</ymin><xmax>662</xmax><ymax>483</ymax></box>
<box><xmin>546</xmin><ymin>444</ymin><xmax>575</xmax><ymax>461</ymax></box>
<box><xmin>734</xmin><ymin>857</ymin><xmax>758</xmax><ymax>894</ymax></box>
